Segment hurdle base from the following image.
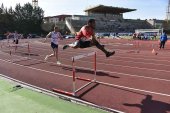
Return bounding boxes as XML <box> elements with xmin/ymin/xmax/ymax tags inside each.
<box><xmin>52</xmin><ymin>88</ymin><xmax>74</xmax><ymax>96</ymax></box>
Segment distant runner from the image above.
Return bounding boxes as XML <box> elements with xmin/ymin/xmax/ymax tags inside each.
<box><xmin>44</xmin><ymin>26</ymin><xmax>63</xmax><ymax>65</ymax></box>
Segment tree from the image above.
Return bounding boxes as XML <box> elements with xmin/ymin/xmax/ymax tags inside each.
<box><xmin>14</xmin><ymin>3</ymin><xmax>44</xmax><ymax>35</ymax></box>
<box><xmin>0</xmin><ymin>3</ymin><xmax>44</xmax><ymax>35</ymax></box>
<box><xmin>0</xmin><ymin>3</ymin><xmax>4</xmax><ymax>14</ymax></box>
<box><xmin>0</xmin><ymin>4</ymin><xmax>15</xmax><ymax>33</ymax></box>
<box><xmin>162</xmin><ymin>20</ymin><xmax>170</xmax><ymax>34</ymax></box>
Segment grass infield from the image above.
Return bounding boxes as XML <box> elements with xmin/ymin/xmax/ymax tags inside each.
<box><xmin>0</xmin><ymin>77</ymin><xmax>107</xmax><ymax>113</ymax></box>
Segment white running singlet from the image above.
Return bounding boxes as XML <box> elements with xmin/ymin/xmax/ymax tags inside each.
<box><xmin>50</xmin><ymin>31</ymin><xmax>61</xmax><ymax>45</ymax></box>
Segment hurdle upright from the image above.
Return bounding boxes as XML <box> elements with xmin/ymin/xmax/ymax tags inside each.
<box><xmin>53</xmin><ymin>51</ymin><xmax>97</xmax><ymax>96</ymax></box>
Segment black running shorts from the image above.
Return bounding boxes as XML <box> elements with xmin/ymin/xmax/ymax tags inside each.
<box><xmin>79</xmin><ymin>40</ymin><xmax>91</xmax><ymax>48</ymax></box>
<box><xmin>15</xmin><ymin>39</ymin><xmax>19</xmax><ymax>44</ymax></box>
<box><xmin>51</xmin><ymin>42</ymin><xmax>58</xmax><ymax>49</ymax></box>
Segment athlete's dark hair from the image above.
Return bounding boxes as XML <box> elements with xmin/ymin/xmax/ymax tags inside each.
<box><xmin>54</xmin><ymin>26</ymin><xmax>58</xmax><ymax>30</ymax></box>
<box><xmin>88</xmin><ymin>19</ymin><xmax>95</xmax><ymax>24</ymax></box>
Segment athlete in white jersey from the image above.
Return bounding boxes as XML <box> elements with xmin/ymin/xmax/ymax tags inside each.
<box><xmin>44</xmin><ymin>26</ymin><xmax>63</xmax><ymax>65</ymax></box>
<box><xmin>7</xmin><ymin>31</ymin><xmax>20</xmax><ymax>44</ymax></box>
<box><xmin>13</xmin><ymin>31</ymin><xmax>20</xmax><ymax>44</ymax></box>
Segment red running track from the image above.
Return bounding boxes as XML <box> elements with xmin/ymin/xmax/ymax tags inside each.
<box><xmin>0</xmin><ymin>38</ymin><xmax>170</xmax><ymax>113</ymax></box>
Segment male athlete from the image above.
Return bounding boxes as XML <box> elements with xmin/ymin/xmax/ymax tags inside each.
<box><xmin>63</xmin><ymin>19</ymin><xmax>115</xmax><ymax>57</ymax></box>
<box><xmin>44</xmin><ymin>26</ymin><xmax>63</xmax><ymax>65</ymax></box>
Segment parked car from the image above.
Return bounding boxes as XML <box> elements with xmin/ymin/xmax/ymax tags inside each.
<box><xmin>27</xmin><ymin>34</ymin><xmax>41</xmax><ymax>38</ymax></box>
<box><xmin>0</xmin><ymin>34</ymin><xmax>6</xmax><ymax>40</ymax></box>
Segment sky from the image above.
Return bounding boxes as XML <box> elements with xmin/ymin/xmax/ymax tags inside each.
<box><xmin>0</xmin><ymin>0</ymin><xmax>169</xmax><ymax>20</ymax></box>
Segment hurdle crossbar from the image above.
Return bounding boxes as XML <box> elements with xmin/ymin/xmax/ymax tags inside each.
<box><xmin>72</xmin><ymin>52</ymin><xmax>96</xmax><ymax>60</ymax></box>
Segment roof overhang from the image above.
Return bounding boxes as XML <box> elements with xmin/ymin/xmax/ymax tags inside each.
<box><xmin>84</xmin><ymin>5</ymin><xmax>136</xmax><ymax>14</ymax></box>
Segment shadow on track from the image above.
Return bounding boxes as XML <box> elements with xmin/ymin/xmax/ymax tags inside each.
<box><xmin>124</xmin><ymin>95</ymin><xmax>170</xmax><ymax>113</ymax></box>
<box><xmin>62</xmin><ymin>66</ymin><xmax>120</xmax><ymax>79</ymax></box>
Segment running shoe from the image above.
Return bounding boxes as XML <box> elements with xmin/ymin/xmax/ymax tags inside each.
<box><xmin>56</xmin><ymin>61</ymin><xmax>61</xmax><ymax>65</ymax></box>
<box><xmin>106</xmin><ymin>51</ymin><xmax>115</xmax><ymax>57</ymax></box>
<box><xmin>63</xmin><ymin>45</ymin><xmax>69</xmax><ymax>50</ymax></box>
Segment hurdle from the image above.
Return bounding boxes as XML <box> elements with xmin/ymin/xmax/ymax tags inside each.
<box><xmin>3</xmin><ymin>41</ymin><xmax>31</xmax><ymax>62</ymax></box>
<box><xmin>53</xmin><ymin>52</ymin><xmax>97</xmax><ymax>96</ymax></box>
<box><xmin>127</xmin><ymin>39</ymin><xmax>140</xmax><ymax>53</ymax></box>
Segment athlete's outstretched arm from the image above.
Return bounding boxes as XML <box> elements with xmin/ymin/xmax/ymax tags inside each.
<box><xmin>44</xmin><ymin>32</ymin><xmax>51</xmax><ymax>42</ymax></box>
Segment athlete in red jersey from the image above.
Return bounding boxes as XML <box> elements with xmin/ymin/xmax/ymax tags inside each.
<box><xmin>63</xmin><ymin>19</ymin><xmax>115</xmax><ymax>57</ymax></box>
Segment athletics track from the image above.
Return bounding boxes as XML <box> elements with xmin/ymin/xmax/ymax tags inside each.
<box><xmin>0</xmin><ymin>38</ymin><xmax>170</xmax><ymax>113</ymax></box>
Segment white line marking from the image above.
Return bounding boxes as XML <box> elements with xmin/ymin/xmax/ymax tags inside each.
<box><xmin>97</xmin><ymin>81</ymin><xmax>170</xmax><ymax>97</ymax></box>
<box><xmin>0</xmin><ymin>50</ymin><xmax>170</xmax><ymax>82</ymax></box>
<box><xmin>75</xmin><ymin>59</ymin><xmax>170</xmax><ymax>73</ymax></box>
<box><xmin>0</xmin><ymin>74</ymin><xmax>125</xmax><ymax>113</ymax></box>
<box><xmin>0</xmin><ymin>58</ymin><xmax>170</xmax><ymax>97</ymax></box>
<box><xmin>13</xmin><ymin>40</ymin><xmax>170</xmax><ymax>62</ymax></box>
<box><xmin>0</xmin><ymin>58</ymin><xmax>72</xmax><ymax>78</ymax></box>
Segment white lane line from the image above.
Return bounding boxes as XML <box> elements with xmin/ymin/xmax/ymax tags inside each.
<box><xmin>0</xmin><ymin>50</ymin><xmax>170</xmax><ymax>82</ymax></box>
<box><xmin>97</xmin><ymin>81</ymin><xmax>170</xmax><ymax>97</ymax></box>
<box><xmin>0</xmin><ymin>58</ymin><xmax>72</xmax><ymax>78</ymax></box>
<box><xmin>0</xmin><ymin>58</ymin><xmax>170</xmax><ymax>97</ymax></box>
<box><xmin>0</xmin><ymin>74</ymin><xmax>125</xmax><ymax>113</ymax></box>
<box><xmin>15</xmin><ymin>45</ymin><xmax>170</xmax><ymax>67</ymax></box>
<box><xmin>20</xmin><ymin>40</ymin><xmax>170</xmax><ymax>58</ymax></box>
<box><xmin>97</xmin><ymin>69</ymin><xmax>170</xmax><ymax>82</ymax></box>
<box><xmin>75</xmin><ymin>59</ymin><xmax>170</xmax><ymax>73</ymax></box>
<box><xmin>12</xmin><ymin>40</ymin><xmax>170</xmax><ymax>63</ymax></box>
<box><xmin>61</xmin><ymin>49</ymin><xmax>170</xmax><ymax>63</ymax></box>
<box><xmin>1</xmin><ymin>49</ymin><xmax>170</xmax><ymax>75</ymax></box>
<box><xmin>102</xmin><ymin>59</ymin><xmax>170</xmax><ymax>67</ymax></box>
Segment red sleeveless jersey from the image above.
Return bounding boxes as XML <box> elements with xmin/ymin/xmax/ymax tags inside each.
<box><xmin>75</xmin><ymin>25</ymin><xmax>94</xmax><ymax>40</ymax></box>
